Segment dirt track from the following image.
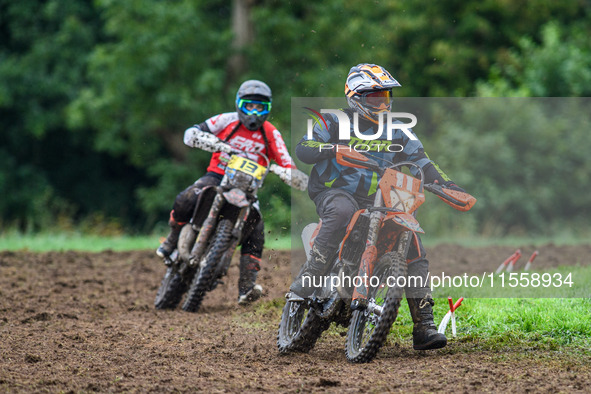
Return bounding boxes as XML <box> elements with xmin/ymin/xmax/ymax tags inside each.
<box><xmin>1</xmin><ymin>244</ymin><xmax>590</xmax><ymax>392</ymax></box>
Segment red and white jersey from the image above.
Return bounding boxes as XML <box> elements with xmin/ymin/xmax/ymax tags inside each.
<box><xmin>187</xmin><ymin>112</ymin><xmax>295</xmax><ymax>175</ymax></box>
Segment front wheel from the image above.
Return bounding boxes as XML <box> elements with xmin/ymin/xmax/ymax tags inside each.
<box><xmin>277</xmin><ymin>300</ymin><xmax>329</xmax><ymax>354</ymax></box>
<box><xmin>154</xmin><ymin>266</ymin><xmax>189</xmax><ymax>310</ymax></box>
<box><xmin>345</xmin><ymin>252</ymin><xmax>407</xmax><ymax>363</ymax></box>
<box><xmin>182</xmin><ymin>219</ymin><xmax>234</xmax><ymax>313</ymax></box>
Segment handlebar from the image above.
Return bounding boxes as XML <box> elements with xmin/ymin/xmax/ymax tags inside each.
<box><xmin>335</xmin><ymin>146</ymin><xmax>475</xmax><ymax>212</ymax></box>
<box><xmin>336</xmin><ymin>148</ymin><xmax>425</xmax><ymax>189</ymax></box>
<box><xmin>191</xmin><ymin>128</ymin><xmax>308</xmax><ymax>191</ymax></box>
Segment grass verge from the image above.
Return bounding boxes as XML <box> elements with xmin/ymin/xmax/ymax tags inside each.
<box><xmin>253</xmin><ymin>297</ymin><xmax>591</xmax><ymax>355</ymax></box>
<box><xmin>0</xmin><ymin>231</ymin><xmax>291</xmax><ymax>252</ymax></box>
<box><xmin>2</xmin><ymin>231</ymin><xmax>590</xmax><ymax>252</ymax></box>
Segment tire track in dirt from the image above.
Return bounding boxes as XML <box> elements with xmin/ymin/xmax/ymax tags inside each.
<box><xmin>0</xmin><ymin>246</ymin><xmax>589</xmax><ymax>392</ymax></box>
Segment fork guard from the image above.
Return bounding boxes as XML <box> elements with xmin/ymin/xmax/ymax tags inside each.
<box><xmin>351</xmin><ymin>245</ymin><xmax>378</xmax><ymax>302</ymax></box>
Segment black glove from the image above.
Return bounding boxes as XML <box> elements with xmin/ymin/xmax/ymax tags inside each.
<box><xmin>443</xmin><ymin>181</ymin><xmax>466</xmax><ymax>193</ymax></box>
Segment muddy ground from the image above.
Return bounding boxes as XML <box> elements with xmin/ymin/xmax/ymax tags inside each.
<box><xmin>1</xmin><ymin>244</ymin><xmax>590</xmax><ymax>392</ymax></box>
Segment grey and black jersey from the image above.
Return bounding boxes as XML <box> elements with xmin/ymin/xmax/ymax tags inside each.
<box><xmin>296</xmin><ymin>109</ymin><xmax>451</xmax><ymax>207</ymax></box>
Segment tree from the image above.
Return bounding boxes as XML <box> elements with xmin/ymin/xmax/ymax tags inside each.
<box><xmin>67</xmin><ymin>0</ymin><xmax>236</xmax><ymax>226</ymax></box>
<box><xmin>0</xmin><ymin>0</ymin><xmax>114</xmax><ymax>229</ymax></box>
<box><xmin>478</xmin><ymin>22</ymin><xmax>591</xmax><ymax>97</ymax></box>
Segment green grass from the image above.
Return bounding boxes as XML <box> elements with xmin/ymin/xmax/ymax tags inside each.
<box><xmin>421</xmin><ymin>233</ymin><xmax>591</xmax><ymax>248</ymax></box>
<box><xmin>428</xmin><ymin>297</ymin><xmax>591</xmax><ymax>350</ymax></box>
<box><xmin>0</xmin><ymin>232</ymin><xmax>158</xmax><ymax>252</ymax></box>
<box><xmin>315</xmin><ymin>297</ymin><xmax>591</xmax><ymax>352</ymax></box>
<box><xmin>250</xmin><ymin>296</ymin><xmax>591</xmax><ymax>354</ymax></box>
<box><xmin>0</xmin><ymin>231</ymin><xmax>291</xmax><ymax>252</ymax></box>
<box><xmin>2</xmin><ymin>230</ymin><xmax>590</xmax><ymax>252</ymax></box>
<box><xmin>251</xmin><ymin>281</ymin><xmax>591</xmax><ymax>353</ymax></box>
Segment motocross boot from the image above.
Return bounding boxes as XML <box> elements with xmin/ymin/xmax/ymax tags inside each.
<box><xmin>237</xmin><ymin>255</ymin><xmax>263</xmax><ymax>306</ymax></box>
<box><xmin>407</xmin><ymin>295</ymin><xmax>447</xmax><ymax>350</ymax></box>
<box><xmin>289</xmin><ymin>243</ymin><xmax>332</xmax><ymax>298</ymax></box>
<box><xmin>406</xmin><ymin>258</ymin><xmax>447</xmax><ymax>350</ymax></box>
<box><xmin>156</xmin><ymin>211</ymin><xmax>184</xmax><ymax>259</ymax></box>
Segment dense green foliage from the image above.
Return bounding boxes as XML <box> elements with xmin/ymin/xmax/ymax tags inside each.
<box><xmin>420</xmin><ymin>98</ymin><xmax>591</xmax><ymax>236</ymax></box>
<box><xmin>1</xmin><ymin>0</ymin><xmax>590</xmax><ymax>236</ymax></box>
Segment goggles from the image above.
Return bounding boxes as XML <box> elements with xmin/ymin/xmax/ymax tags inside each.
<box><xmin>360</xmin><ymin>90</ymin><xmax>392</xmax><ymax>108</ymax></box>
<box><xmin>237</xmin><ymin>98</ymin><xmax>272</xmax><ymax>116</ymax></box>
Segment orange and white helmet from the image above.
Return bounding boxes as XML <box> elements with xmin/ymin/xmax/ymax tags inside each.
<box><xmin>345</xmin><ymin>64</ymin><xmax>401</xmax><ymax>123</ymax></box>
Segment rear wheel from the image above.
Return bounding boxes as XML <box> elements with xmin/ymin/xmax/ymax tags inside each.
<box><xmin>182</xmin><ymin>219</ymin><xmax>234</xmax><ymax>313</ymax></box>
<box><xmin>277</xmin><ymin>300</ymin><xmax>329</xmax><ymax>354</ymax></box>
<box><xmin>345</xmin><ymin>252</ymin><xmax>406</xmax><ymax>363</ymax></box>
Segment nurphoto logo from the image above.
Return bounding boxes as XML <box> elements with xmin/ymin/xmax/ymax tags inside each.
<box><xmin>305</xmin><ymin>108</ymin><xmax>418</xmax><ymax>141</ymax></box>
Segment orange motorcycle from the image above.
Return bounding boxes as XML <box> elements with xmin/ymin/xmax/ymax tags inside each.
<box><xmin>277</xmin><ymin>148</ymin><xmax>475</xmax><ymax>363</ymax></box>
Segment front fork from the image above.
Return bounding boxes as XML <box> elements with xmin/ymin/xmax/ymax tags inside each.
<box><xmin>350</xmin><ymin>209</ymin><xmax>382</xmax><ymax>310</ymax></box>
<box><xmin>189</xmin><ymin>192</ymin><xmax>225</xmax><ymax>266</ymax></box>
<box><xmin>351</xmin><ymin>193</ymin><xmax>413</xmax><ymax>310</ymax></box>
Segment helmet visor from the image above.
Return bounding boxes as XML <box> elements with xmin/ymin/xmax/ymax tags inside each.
<box><xmin>361</xmin><ymin>90</ymin><xmax>392</xmax><ymax>109</ymax></box>
<box><xmin>237</xmin><ymin>99</ymin><xmax>271</xmax><ymax>116</ymax></box>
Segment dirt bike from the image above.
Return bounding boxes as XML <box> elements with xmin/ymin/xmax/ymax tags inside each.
<box><xmin>277</xmin><ymin>148</ymin><xmax>475</xmax><ymax>363</ymax></box>
<box><xmin>154</xmin><ymin>131</ymin><xmax>308</xmax><ymax>313</ymax></box>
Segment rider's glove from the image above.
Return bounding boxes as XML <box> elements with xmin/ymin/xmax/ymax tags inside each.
<box><xmin>184</xmin><ymin>127</ymin><xmax>239</xmax><ymax>154</ymax></box>
<box><xmin>214</xmin><ymin>140</ymin><xmax>239</xmax><ymax>154</ymax></box>
<box><xmin>270</xmin><ymin>165</ymin><xmax>309</xmax><ymax>191</ymax></box>
<box><xmin>184</xmin><ymin>127</ymin><xmax>220</xmax><ymax>152</ymax></box>
<box><xmin>290</xmin><ymin>169</ymin><xmax>309</xmax><ymax>191</ymax></box>
<box><xmin>279</xmin><ymin>168</ymin><xmax>291</xmax><ymax>184</ymax></box>
<box><xmin>442</xmin><ymin>181</ymin><xmax>466</xmax><ymax>193</ymax></box>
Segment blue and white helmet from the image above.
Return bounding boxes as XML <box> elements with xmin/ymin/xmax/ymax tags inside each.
<box><xmin>345</xmin><ymin>64</ymin><xmax>401</xmax><ymax>123</ymax></box>
<box><xmin>235</xmin><ymin>80</ymin><xmax>272</xmax><ymax>131</ymax></box>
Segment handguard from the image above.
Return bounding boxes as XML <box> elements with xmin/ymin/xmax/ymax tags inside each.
<box><xmin>269</xmin><ymin>164</ymin><xmax>309</xmax><ymax>191</ymax></box>
<box><xmin>424</xmin><ymin>183</ymin><xmax>476</xmax><ymax>212</ymax></box>
<box><xmin>335</xmin><ymin>146</ymin><xmax>381</xmax><ymax>173</ymax></box>
<box><xmin>335</xmin><ymin>146</ymin><xmax>370</xmax><ymax>169</ymax></box>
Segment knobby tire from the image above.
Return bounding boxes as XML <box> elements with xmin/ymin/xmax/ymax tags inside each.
<box><xmin>345</xmin><ymin>252</ymin><xmax>407</xmax><ymax>363</ymax></box>
<box><xmin>182</xmin><ymin>219</ymin><xmax>234</xmax><ymax>313</ymax></box>
<box><xmin>277</xmin><ymin>301</ymin><xmax>330</xmax><ymax>354</ymax></box>
<box><xmin>154</xmin><ymin>266</ymin><xmax>188</xmax><ymax>310</ymax></box>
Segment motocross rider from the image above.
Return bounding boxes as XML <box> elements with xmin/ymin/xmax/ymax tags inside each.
<box><xmin>290</xmin><ymin>64</ymin><xmax>468</xmax><ymax>350</ymax></box>
<box><xmin>157</xmin><ymin>80</ymin><xmax>296</xmax><ymax>306</ymax></box>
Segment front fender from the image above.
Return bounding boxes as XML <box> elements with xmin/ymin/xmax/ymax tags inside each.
<box><xmin>385</xmin><ymin>212</ymin><xmax>424</xmax><ymax>233</ymax></box>
<box><xmin>222</xmin><ymin>188</ymin><xmax>250</xmax><ymax>208</ymax></box>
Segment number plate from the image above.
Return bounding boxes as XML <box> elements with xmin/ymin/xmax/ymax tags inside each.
<box><xmin>226</xmin><ymin>156</ymin><xmax>266</xmax><ymax>180</ymax></box>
